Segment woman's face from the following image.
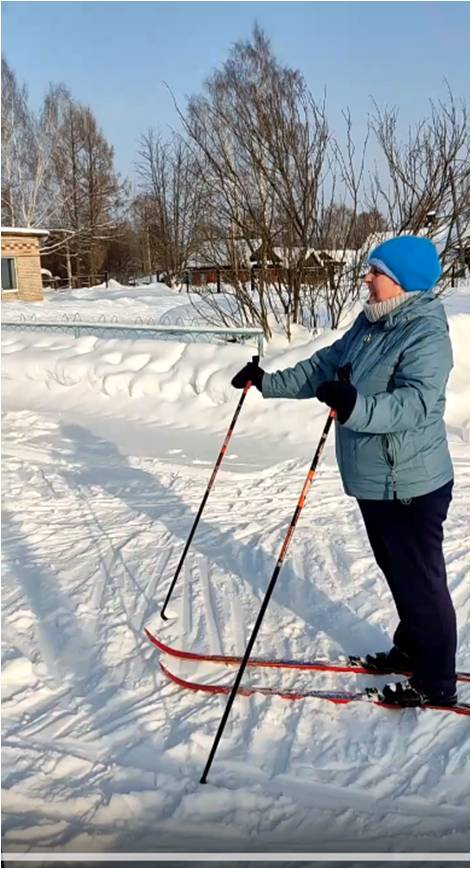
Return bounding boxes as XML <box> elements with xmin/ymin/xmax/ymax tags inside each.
<box><xmin>364</xmin><ymin>266</ymin><xmax>405</xmax><ymax>303</ymax></box>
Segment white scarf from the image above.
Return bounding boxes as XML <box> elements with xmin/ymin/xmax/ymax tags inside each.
<box><xmin>363</xmin><ymin>292</ymin><xmax>423</xmax><ymax>323</ymax></box>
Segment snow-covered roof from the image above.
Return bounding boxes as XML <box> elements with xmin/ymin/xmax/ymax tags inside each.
<box><xmin>187</xmin><ymin>240</ymin><xmax>252</xmax><ymax>269</ymax></box>
<box><xmin>321</xmin><ymin>248</ymin><xmax>357</xmax><ymax>263</ymax></box>
<box><xmin>1</xmin><ymin>226</ymin><xmax>50</xmax><ymax>237</ymax></box>
<box><xmin>251</xmin><ymin>246</ymin><xmax>348</xmax><ymax>267</ymax></box>
<box><xmin>187</xmin><ymin>242</ymin><xmax>351</xmax><ymax>270</ymax></box>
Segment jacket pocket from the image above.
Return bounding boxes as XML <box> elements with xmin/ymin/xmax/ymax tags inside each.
<box><xmin>383</xmin><ymin>435</ymin><xmax>396</xmax><ymax>469</ymax></box>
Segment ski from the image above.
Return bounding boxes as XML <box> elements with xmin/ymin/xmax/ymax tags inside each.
<box><xmin>160</xmin><ymin>663</ymin><xmax>470</xmax><ymax>715</ymax></box>
<box><xmin>145</xmin><ymin>630</ymin><xmax>470</xmax><ymax>683</ymax></box>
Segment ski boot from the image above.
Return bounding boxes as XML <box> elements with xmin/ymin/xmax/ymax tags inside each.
<box><xmin>363</xmin><ymin>646</ymin><xmax>414</xmax><ymax>675</ymax></box>
<box><xmin>381</xmin><ymin>679</ymin><xmax>458</xmax><ymax>708</ymax></box>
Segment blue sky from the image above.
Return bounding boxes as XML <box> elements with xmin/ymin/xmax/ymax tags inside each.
<box><xmin>2</xmin><ymin>1</ymin><xmax>469</xmax><ymax>180</ymax></box>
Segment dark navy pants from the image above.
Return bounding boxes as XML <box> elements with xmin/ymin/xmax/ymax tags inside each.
<box><xmin>358</xmin><ymin>480</ymin><xmax>456</xmax><ymax>696</ymax></box>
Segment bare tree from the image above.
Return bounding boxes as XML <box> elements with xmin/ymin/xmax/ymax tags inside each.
<box><xmin>135</xmin><ymin>130</ymin><xmax>203</xmax><ymax>285</ymax></box>
<box><xmin>175</xmin><ymin>27</ymin><xmax>327</xmax><ymax>336</ymax></box>
<box><xmin>368</xmin><ymin>85</ymin><xmax>469</xmax><ymax>282</ymax></box>
<box><xmin>321</xmin><ymin>204</ymin><xmax>387</xmax><ymax>251</ymax></box>
<box><xmin>351</xmin><ymin>208</ymin><xmax>388</xmax><ymax>249</ymax></box>
<box><xmin>42</xmin><ymin>84</ymin><xmax>128</xmax><ymax>282</ymax></box>
<box><xmin>1</xmin><ymin>56</ymin><xmax>55</xmax><ymax>228</ymax></box>
<box><xmin>100</xmin><ymin>220</ymin><xmax>143</xmax><ymax>283</ymax></box>
<box><xmin>77</xmin><ymin>105</ymin><xmax>127</xmax><ymax>277</ymax></box>
<box><xmin>176</xmin><ymin>27</ymin><xmax>369</xmax><ymax>336</ymax></box>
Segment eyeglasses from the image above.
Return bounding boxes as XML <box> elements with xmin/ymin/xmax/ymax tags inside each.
<box><xmin>367</xmin><ymin>266</ymin><xmax>385</xmax><ymax>277</ymax></box>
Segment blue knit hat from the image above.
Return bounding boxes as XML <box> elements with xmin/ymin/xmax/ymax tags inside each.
<box><xmin>368</xmin><ymin>235</ymin><xmax>441</xmax><ymax>292</ymax></box>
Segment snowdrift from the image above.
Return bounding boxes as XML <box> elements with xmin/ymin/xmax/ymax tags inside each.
<box><xmin>2</xmin><ymin>306</ymin><xmax>469</xmax><ymax>445</ymax></box>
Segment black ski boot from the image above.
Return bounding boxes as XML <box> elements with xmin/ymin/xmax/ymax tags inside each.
<box><xmin>381</xmin><ymin>679</ymin><xmax>458</xmax><ymax>708</ymax></box>
<box><xmin>364</xmin><ymin>646</ymin><xmax>414</xmax><ymax>674</ymax></box>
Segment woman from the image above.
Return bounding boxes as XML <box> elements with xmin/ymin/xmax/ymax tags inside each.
<box><xmin>231</xmin><ymin>235</ymin><xmax>457</xmax><ymax>708</ymax></box>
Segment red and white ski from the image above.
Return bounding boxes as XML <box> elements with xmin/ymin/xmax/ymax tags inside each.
<box><xmin>145</xmin><ymin>630</ymin><xmax>470</xmax><ymax>682</ymax></box>
<box><xmin>160</xmin><ymin>663</ymin><xmax>470</xmax><ymax>715</ymax></box>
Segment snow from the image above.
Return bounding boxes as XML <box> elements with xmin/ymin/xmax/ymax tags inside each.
<box><xmin>4</xmin><ymin>278</ymin><xmax>363</xmax><ymax>333</ymax></box>
<box><xmin>3</xmin><ymin>281</ymin><xmax>195</xmax><ymax>326</ymax></box>
<box><xmin>440</xmin><ymin>282</ymin><xmax>471</xmax><ymax>316</ymax></box>
<box><xmin>1</xmin><ymin>282</ymin><xmax>469</xmax><ymax>860</ymax></box>
<box><xmin>160</xmin><ymin>296</ymin><xmax>242</xmax><ymax>329</ymax></box>
<box><xmin>2</xmin><ymin>301</ymin><xmax>468</xmax><ymax>450</ymax></box>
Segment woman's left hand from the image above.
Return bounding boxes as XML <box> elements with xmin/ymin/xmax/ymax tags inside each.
<box><xmin>316</xmin><ymin>381</ymin><xmax>357</xmax><ymax>424</ymax></box>
<box><xmin>231</xmin><ymin>359</ymin><xmax>264</xmax><ymax>391</ymax></box>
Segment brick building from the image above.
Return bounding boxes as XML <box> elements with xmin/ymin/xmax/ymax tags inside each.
<box><xmin>1</xmin><ymin>227</ymin><xmax>49</xmax><ymax>302</ymax></box>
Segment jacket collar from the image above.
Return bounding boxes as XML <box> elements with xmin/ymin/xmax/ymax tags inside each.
<box><xmin>361</xmin><ymin>291</ymin><xmax>442</xmax><ymax>331</ymax></box>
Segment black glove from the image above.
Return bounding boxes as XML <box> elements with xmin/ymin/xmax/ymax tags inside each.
<box><xmin>316</xmin><ymin>381</ymin><xmax>357</xmax><ymax>424</ymax></box>
<box><xmin>231</xmin><ymin>357</ymin><xmax>264</xmax><ymax>392</ymax></box>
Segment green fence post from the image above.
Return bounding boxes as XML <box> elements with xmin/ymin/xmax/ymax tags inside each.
<box><xmin>258</xmin><ymin>332</ymin><xmax>264</xmax><ymax>358</ymax></box>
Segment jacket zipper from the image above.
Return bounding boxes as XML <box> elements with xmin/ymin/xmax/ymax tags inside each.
<box><xmin>348</xmin><ymin>324</ymin><xmax>376</xmax><ymax>384</ymax></box>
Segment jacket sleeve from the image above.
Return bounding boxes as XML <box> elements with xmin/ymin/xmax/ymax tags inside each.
<box><xmin>261</xmin><ymin>325</ymin><xmax>358</xmax><ymax>400</ymax></box>
<box><xmin>343</xmin><ymin>324</ymin><xmax>453</xmax><ymax>434</ymax></box>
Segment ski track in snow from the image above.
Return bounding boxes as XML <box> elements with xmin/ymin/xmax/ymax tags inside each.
<box><xmin>1</xmin><ymin>405</ymin><xmax>469</xmax><ymax>858</ymax></box>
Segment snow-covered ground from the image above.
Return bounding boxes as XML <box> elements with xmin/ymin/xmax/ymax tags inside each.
<box><xmin>1</xmin><ymin>283</ymin><xmax>470</xmax><ymax>860</ymax></box>
<box><xmin>1</xmin><ymin>277</ymin><xmax>361</xmax><ymax>332</ymax></box>
<box><xmin>1</xmin><ymin>281</ymin><xmax>194</xmax><ymax>325</ymax></box>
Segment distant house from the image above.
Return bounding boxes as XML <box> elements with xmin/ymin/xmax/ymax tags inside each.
<box><xmin>1</xmin><ymin>227</ymin><xmax>49</xmax><ymax>302</ymax></box>
<box><xmin>249</xmin><ymin>245</ymin><xmax>349</xmax><ymax>286</ymax></box>
<box><xmin>186</xmin><ymin>241</ymin><xmax>347</xmax><ymax>288</ymax></box>
<box><xmin>186</xmin><ymin>242</ymin><xmax>252</xmax><ymax>288</ymax></box>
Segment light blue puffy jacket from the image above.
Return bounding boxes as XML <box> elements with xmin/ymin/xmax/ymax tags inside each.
<box><xmin>261</xmin><ymin>291</ymin><xmax>454</xmax><ymax>500</ymax></box>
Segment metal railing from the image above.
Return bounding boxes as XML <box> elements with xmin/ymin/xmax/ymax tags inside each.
<box><xmin>1</xmin><ymin>317</ymin><xmax>265</xmax><ymax>356</ymax></box>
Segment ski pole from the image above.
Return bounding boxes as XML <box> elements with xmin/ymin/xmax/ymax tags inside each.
<box><xmin>160</xmin><ymin>356</ymin><xmax>259</xmax><ymax>620</ymax></box>
<box><xmin>200</xmin><ymin>363</ymin><xmax>352</xmax><ymax>783</ymax></box>
<box><xmin>200</xmin><ymin>412</ymin><xmax>338</xmax><ymax>783</ymax></box>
